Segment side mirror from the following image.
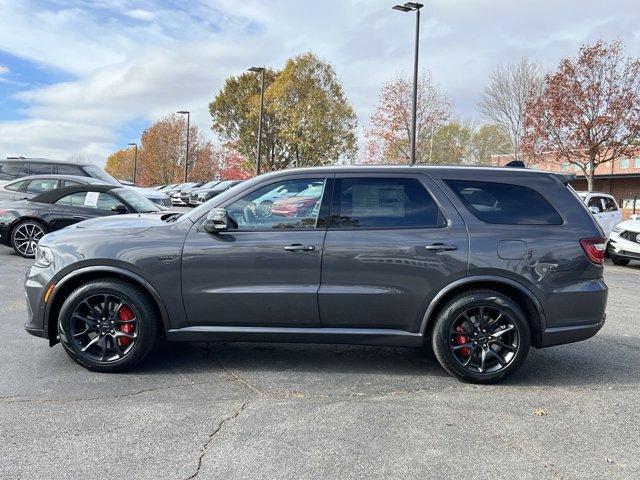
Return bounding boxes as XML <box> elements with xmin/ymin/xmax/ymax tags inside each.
<box><xmin>111</xmin><ymin>204</ymin><xmax>128</xmax><ymax>214</ymax></box>
<box><xmin>204</xmin><ymin>208</ymin><xmax>230</xmax><ymax>233</ymax></box>
<box><xmin>588</xmin><ymin>206</ymin><xmax>601</xmax><ymax>214</ymax></box>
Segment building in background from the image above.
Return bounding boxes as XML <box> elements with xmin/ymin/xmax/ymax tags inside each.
<box><xmin>492</xmin><ymin>150</ymin><xmax>640</xmax><ymax>217</ymax></box>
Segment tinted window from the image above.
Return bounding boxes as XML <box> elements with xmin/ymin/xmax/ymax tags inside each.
<box><xmin>55</xmin><ymin>192</ymin><xmax>121</xmax><ymax>210</ymax></box>
<box><xmin>4</xmin><ymin>180</ymin><xmax>27</xmax><ymax>191</ymax></box>
<box><xmin>55</xmin><ymin>164</ymin><xmax>84</xmax><ymax>176</ymax></box>
<box><xmin>330</xmin><ymin>178</ymin><xmax>443</xmax><ymax>229</ymax></box>
<box><xmin>26</xmin><ymin>178</ymin><xmax>59</xmax><ymax>194</ymax></box>
<box><xmin>0</xmin><ymin>161</ymin><xmax>25</xmax><ymax>179</ymax></box>
<box><xmin>226</xmin><ymin>178</ymin><xmax>327</xmax><ymax>230</ymax></box>
<box><xmin>28</xmin><ymin>163</ymin><xmax>54</xmax><ymax>175</ymax></box>
<box><xmin>113</xmin><ymin>188</ymin><xmax>159</xmax><ymax>212</ymax></box>
<box><xmin>446</xmin><ymin>180</ymin><xmax>563</xmax><ymax>225</ymax></box>
<box><xmin>63</xmin><ymin>180</ymin><xmax>83</xmax><ymax>187</ymax></box>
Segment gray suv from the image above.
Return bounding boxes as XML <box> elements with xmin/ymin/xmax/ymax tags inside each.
<box><xmin>24</xmin><ymin>166</ymin><xmax>607</xmax><ymax>383</ymax></box>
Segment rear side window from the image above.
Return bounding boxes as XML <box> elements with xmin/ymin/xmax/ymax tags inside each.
<box><xmin>28</xmin><ymin>163</ymin><xmax>54</xmax><ymax>175</ymax></box>
<box><xmin>446</xmin><ymin>179</ymin><xmax>563</xmax><ymax>225</ymax></box>
<box><xmin>0</xmin><ymin>162</ymin><xmax>25</xmax><ymax>179</ymax></box>
<box><xmin>330</xmin><ymin>178</ymin><xmax>444</xmax><ymax>229</ymax></box>
<box><xmin>26</xmin><ymin>178</ymin><xmax>59</xmax><ymax>194</ymax></box>
<box><xmin>55</xmin><ymin>164</ymin><xmax>84</xmax><ymax>176</ymax></box>
<box><xmin>4</xmin><ymin>180</ymin><xmax>27</xmax><ymax>191</ymax></box>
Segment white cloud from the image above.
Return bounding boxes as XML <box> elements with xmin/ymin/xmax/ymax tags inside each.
<box><xmin>0</xmin><ymin>0</ymin><xmax>639</xmax><ymax>164</ymax></box>
<box><xmin>0</xmin><ymin>64</ymin><xmax>8</xmax><ymax>75</ymax></box>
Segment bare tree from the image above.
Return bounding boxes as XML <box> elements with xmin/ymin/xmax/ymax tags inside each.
<box><xmin>477</xmin><ymin>57</ymin><xmax>543</xmax><ymax>162</ymax></box>
<box><xmin>522</xmin><ymin>40</ymin><xmax>640</xmax><ymax>191</ymax></box>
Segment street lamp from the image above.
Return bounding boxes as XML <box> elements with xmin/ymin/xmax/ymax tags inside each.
<box><xmin>176</xmin><ymin>110</ymin><xmax>190</xmax><ymax>182</ymax></box>
<box><xmin>248</xmin><ymin>66</ymin><xmax>265</xmax><ymax>176</ymax></box>
<box><xmin>127</xmin><ymin>142</ymin><xmax>138</xmax><ymax>184</ymax></box>
<box><xmin>393</xmin><ymin>2</ymin><xmax>423</xmax><ymax>165</ymax></box>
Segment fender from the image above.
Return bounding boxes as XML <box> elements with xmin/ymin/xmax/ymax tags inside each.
<box><xmin>419</xmin><ymin>275</ymin><xmax>547</xmax><ymax>335</ymax></box>
<box><xmin>44</xmin><ymin>265</ymin><xmax>173</xmax><ymax>338</ymax></box>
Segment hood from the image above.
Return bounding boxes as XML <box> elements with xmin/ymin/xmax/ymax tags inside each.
<box><xmin>617</xmin><ymin>219</ymin><xmax>640</xmax><ymax>233</ymax></box>
<box><xmin>69</xmin><ymin>211</ymin><xmax>179</xmax><ymax>232</ymax></box>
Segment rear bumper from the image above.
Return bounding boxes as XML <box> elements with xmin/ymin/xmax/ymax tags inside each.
<box><xmin>539</xmin><ymin>315</ymin><xmax>606</xmax><ymax>348</ymax></box>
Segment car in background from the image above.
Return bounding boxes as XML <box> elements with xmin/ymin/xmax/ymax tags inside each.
<box><xmin>577</xmin><ymin>191</ymin><xmax>622</xmax><ymax>237</ymax></box>
<box><xmin>270</xmin><ymin>181</ymin><xmax>324</xmax><ymax>218</ymax></box>
<box><xmin>608</xmin><ymin>218</ymin><xmax>640</xmax><ymax>266</ymax></box>
<box><xmin>0</xmin><ymin>185</ymin><xmax>170</xmax><ymax>258</ymax></box>
<box><xmin>170</xmin><ymin>182</ymin><xmax>203</xmax><ymax>206</ymax></box>
<box><xmin>189</xmin><ymin>180</ymin><xmax>243</xmax><ymax>206</ymax></box>
<box><xmin>252</xmin><ymin>180</ymin><xmax>316</xmax><ymax>217</ymax></box>
<box><xmin>182</xmin><ymin>180</ymin><xmax>220</xmax><ymax>206</ymax></box>
<box><xmin>178</xmin><ymin>182</ymin><xmax>207</xmax><ymax>206</ymax></box>
<box><xmin>0</xmin><ymin>157</ymin><xmax>171</xmax><ymax>208</ymax></box>
<box><xmin>0</xmin><ymin>175</ymin><xmax>107</xmax><ymax>202</ymax></box>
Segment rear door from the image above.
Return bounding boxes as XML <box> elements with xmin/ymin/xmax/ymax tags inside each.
<box><xmin>588</xmin><ymin>195</ymin><xmax>614</xmax><ymax>235</ymax></box>
<box><xmin>318</xmin><ymin>173</ymin><xmax>469</xmax><ymax>333</ymax></box>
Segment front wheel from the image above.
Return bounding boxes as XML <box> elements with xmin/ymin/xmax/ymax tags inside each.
<box><xmin>11</xmin><ymin>220</ymin><xmax>46</xmax><ymax>258</ymax></box>
<box><xmin>431</xmin><ymin>290</ymin><xmax>531</xmax><ymax>383</ymax></box>
<box><xmin>58</xmin><ymin>279</ymin><xmax>159</xmax><ymax>372</ymax></box>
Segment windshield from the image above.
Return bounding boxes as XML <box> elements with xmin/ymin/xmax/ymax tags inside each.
<box><xmin>200</xmin><ymin>180</ymin><xmax>220</xmax><ymax>189</ymax></box>
<box><xmin>114</xmin><ymin>188</ymin><xmax>161</xmax><ymax>213</ymax></box>
<box><xmin>83</xmin><ymin>164</ymin><xmax>121</xmax><ymax>186</ymax></box>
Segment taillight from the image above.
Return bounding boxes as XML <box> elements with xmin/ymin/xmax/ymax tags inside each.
<box><xmin>580</xmin><ymin>237</ymin><xmax>606</xmax><ymax>265</ymax></box>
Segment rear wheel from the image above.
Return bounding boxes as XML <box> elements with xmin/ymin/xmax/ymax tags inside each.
<box><xmin>11</xmin><ymin>220</ymin><xmax>46</xmax><ymax>258</ymax></box>
<box><xmin>431</xmin><ymin>290</ymin><xmax>531</xmax><ymax>383</ymax></box>
<box><xmin>58</xmin><ymin>279</ymin><xmax>159</xmax><ymax>372</ymax></box>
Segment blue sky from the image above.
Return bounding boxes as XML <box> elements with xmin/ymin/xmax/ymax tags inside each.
<box><xmin>0</xmin><ymin>0</ymin><xmax>639</xmax><ymax>164</ymax></box>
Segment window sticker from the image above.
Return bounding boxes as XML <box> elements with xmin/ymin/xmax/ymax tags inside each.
<box><xmin>84</xmin><ymin>191</ymin><xmax>100</xmax><ymax>207</ymax></box>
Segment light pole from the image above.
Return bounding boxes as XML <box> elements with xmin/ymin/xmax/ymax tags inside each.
<box><xmin>177</xmin><ymin>110</ymin><xmax>190</xmax><ymax>182</ymax></box>
<box><xmin>248</xmin><ymin>66</ymin><xmax>265</xmax><ymax>176</ymax></box>
<box><xmin>393</xmin><ymin>2</ymin><xmax>423</xmax><ymax>165</ymax></box>
<box><xmin>127</xmin><ymin>142</ymin><xmax>138</xmax><ymax>184</ymax></box>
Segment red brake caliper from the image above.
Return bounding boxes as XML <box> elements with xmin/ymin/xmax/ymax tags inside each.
<box><xmin>454</xmin><ymin>326</ymin><xmax>470</xmax><ymax>358</ymax></box>
<box><xmin>117</xmin><ymin>305</ymin><xmax>135</xmax><ymax>347</ymax></box>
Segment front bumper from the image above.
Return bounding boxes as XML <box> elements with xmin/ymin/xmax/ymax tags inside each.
<box><xmin>609</xmin><ymin>232</ymin><xmax>640</xmax><ymax>260</ymax></box>
<box><xmin>24</xmin><ymin>265</ymin><xmax>52</xmax><ymax>340</ymax></box>
<box><xmin>171</xmin><ymin>196</ymin><xmax>187</xmax><ymax>206</ymax></box>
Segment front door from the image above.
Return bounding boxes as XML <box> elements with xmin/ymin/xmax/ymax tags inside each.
<box><xmin>319</xmin><ymin>174</ymin><xmax>469</xmax><ymax>332</ymax></box>
<box><xmin>181</xmin><ymin>175</ymin><xmax>332</xmax><ymax>327</ymax></box>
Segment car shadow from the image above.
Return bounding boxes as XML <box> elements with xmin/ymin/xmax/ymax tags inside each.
<box><xmin>133</xmin><ymin>337</ymin><xmax>638</xmax><ymax>388</ymax></box>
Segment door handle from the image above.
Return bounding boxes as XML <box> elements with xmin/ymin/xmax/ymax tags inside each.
<box><xmin>284</xmin><ymin>244</ymin><xmax>315</xmax><ymax>252</ymax></box>
<box><xmin>425</xmin><ymin>243</ymin><xmax>457</xmax><ymax>251</ymax></box>
<box><xmin>72</xmin><ymin>215</ymin><xmax>87</xmax><ymax>220</ymax></box>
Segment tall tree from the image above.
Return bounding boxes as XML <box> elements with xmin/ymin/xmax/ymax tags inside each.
<box><xmin>209</xmin><ymin>53</ymin><xmax>357</xmax><ymax>171</ymax></box>
<box><xmin>267</xmin><ymin>53</ymin><xmax>357</xmax><ymax>167</ymax></box>
<box><xmin>431</xmin><ymin>121</ymin><xmax>474</xmax><ymax>165</ymax></box>
<box><xmin>363</xmin><ymin>72</ymin><xmax>451</xmax><ymax>164</ymax></box>
<box><xmin>522</xmin><ymin>40</ymin><xmax>640</xmax><ymax>191</ymax></box>
<box><xmin>477</xmin><ymin>57</ymin><xmax>543</xmax><ymax>162</ymax></box>
<box><xmin>471</xmin><ymin>123</ymin><xmax>511</xmax><ymax>165</ymax></box>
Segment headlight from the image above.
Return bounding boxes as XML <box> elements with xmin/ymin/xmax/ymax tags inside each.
<box><xmin>612</xmin><ymin>226</ymin><xmax>623</xmax><ymax>234</ymax></box>
<box><xmin>34</xmin><ymin>245</ymin><xmax>55</xmax><ymax>268</ymax></box>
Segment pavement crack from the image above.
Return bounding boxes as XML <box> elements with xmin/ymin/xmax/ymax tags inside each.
<box><xmin>185</xmin><ymin>401</ymin><xmax>252</xmax><ymax>480</ymax></box>
<box><xmin>219</xmin><ymin>360</ymin><xmax>263</xmax><ymax>396</ymax></box>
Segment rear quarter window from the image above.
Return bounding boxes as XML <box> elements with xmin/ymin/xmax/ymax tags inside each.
<box><xmin>445</xmin><ymin>179</ymin><xmax>563</xmax><ymax>225</ymax></box>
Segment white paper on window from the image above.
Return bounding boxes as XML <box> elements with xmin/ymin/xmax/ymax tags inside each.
<box><xmin>351</xmin><ymin>184</ymin><xmax>405</xmax><ymax>218</ymax></box>
<box><xmin>84</xmin><ymin>191</ymin><xmax>100</xmax><ymax>207</ymax></box>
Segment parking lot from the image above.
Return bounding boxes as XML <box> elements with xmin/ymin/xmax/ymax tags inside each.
<box><xmin>0</xmin><ymin>247</ymin><xmax>638</xmax><ymax>479</ymax></box>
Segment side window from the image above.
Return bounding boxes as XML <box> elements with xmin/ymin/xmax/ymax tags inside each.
<box><xmin>603</xmin><ymin>197</ymin><xmax>618</xmax><ymax>212</ymax></box>
<box><xmin>330</xmin><ymin>178</ymin><xmax>443</xmax><ymax>229</ymax></box>
<box><xmin>446</xmin><ymin>179</ymin><xmax>563</xmax><ymax>225</ymax></box>
<box><xmin>63</xmin><ymin>180</ymin><xmax>83</xmax><ymax>187</ymax></box>
<box><xmin>587</xmin><ymin>196</ymin><xmax>605</xmax><ymax>212</ymax></box>
<box><xmin>25</xmin><ymin>179</ymin><xmax>60</xmax><ymax>194</ymax></box>
<box><xmin>225</xmin><ymin>178</ymin><xmax>327</xmax><ymax>230</ymax></box>
<box><xmin>0</xmin><ymin>162</ymin><xmax>25</xmax><ymax>179</ymax></box>
<box><xmin>4</xmin><ymin>180</ymin><xmax>27</xmax><ymax>191</ymax></box>
<box><xmin>55</xmin><ymin>164</ymin><xmax>84</xmax><ymax>176</ymax></box>
<box><xmin>27</xmin><ymin>163</ymin><xmax>54</xmax><ymax>175</ymax></box>
<box><xmin>55</xmin><ymin>192</ymin><xmax>120</xmax><ymax>210</ymax></box>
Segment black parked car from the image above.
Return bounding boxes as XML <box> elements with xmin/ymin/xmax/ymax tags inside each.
<box><xmin>0</xmin><ymin>185</ymin><xmax>167</xmax><ymax>258</ymax></box>
<box><xmin>24</xmin><ymin>166</ymin><xmax>607</xmax><ymax>383</ymax></box>
<box><xmin>0</xmin><ymin>174</ymin><xmax>106</xmax><ymax>202</ymax></box>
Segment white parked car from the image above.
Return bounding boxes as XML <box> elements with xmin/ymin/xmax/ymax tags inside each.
<box><xmin>609</xmin><ymin>219</ymin><xmax>640</xmax><ymax>266</ymax></box>
<box><xmin>577</xmin><ymin>192</ymin><xmax>623</xmax><ymax>237</ymax></box>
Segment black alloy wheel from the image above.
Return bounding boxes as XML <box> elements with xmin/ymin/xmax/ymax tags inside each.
<box><xmin>58</xmin><ymin>279</ymin><xmax>159</xmax><ymax>372</ymax></box>
<box><xmin>431</xmin><ymin>290</ymin><xmax>531</xmax><ymax>383</ymax></box>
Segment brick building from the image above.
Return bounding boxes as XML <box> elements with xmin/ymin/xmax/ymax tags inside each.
<box><xmin>492</xmin><ymin>151</ymin><xmax>640</xmax><ymax>215</ymax></box>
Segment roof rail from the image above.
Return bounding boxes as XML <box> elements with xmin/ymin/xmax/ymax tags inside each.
<box><xmin>6</xmin><ymin>156</ymin><xmax>26</xmax><ymax>159</ymax></box>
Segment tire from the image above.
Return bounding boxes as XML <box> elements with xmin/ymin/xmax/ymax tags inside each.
<box><xmin>57</xmin><ymin>278</ymin><xmax>159</xmax><ymax>372</ymax></box>
<box><xmin>258</xmin><ymin>201</ymin><xmax>273</xmax><ymax>218</ymax></box>
<box><xmin>610</xmin><ymin>255</ymin><xmax>630</xmax><ymax>266</ymax></box>
<box><xmin>431</xmin><ymin>290</ymin><xmax>531</xmax><ymax>384</ymax></box>
<box><xmin>11</xmin><ymin>220</ymin><xmax>47</xmax><ymax>258</ymax></box>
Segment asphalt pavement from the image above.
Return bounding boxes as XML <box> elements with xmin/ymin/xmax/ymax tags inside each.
<box><xmin>0</xmin><ymin>247</ymin><xmax>639</xmax><ymax>479</ymax></box>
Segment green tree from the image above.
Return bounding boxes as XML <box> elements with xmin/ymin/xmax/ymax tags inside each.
<box><xmin>431</xmin><ymin>121</ymin><xmax>475</xmax><ymax>165</ymax></box>
<box><xmin>209</xmin><ymin>53</ymin><xmax>357</xmax><ymax>171</ymax></box>
<box><xmin>471</xmin><ymin>124</ymin><xmax>511</xmax><ymax>165</ymax></box>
